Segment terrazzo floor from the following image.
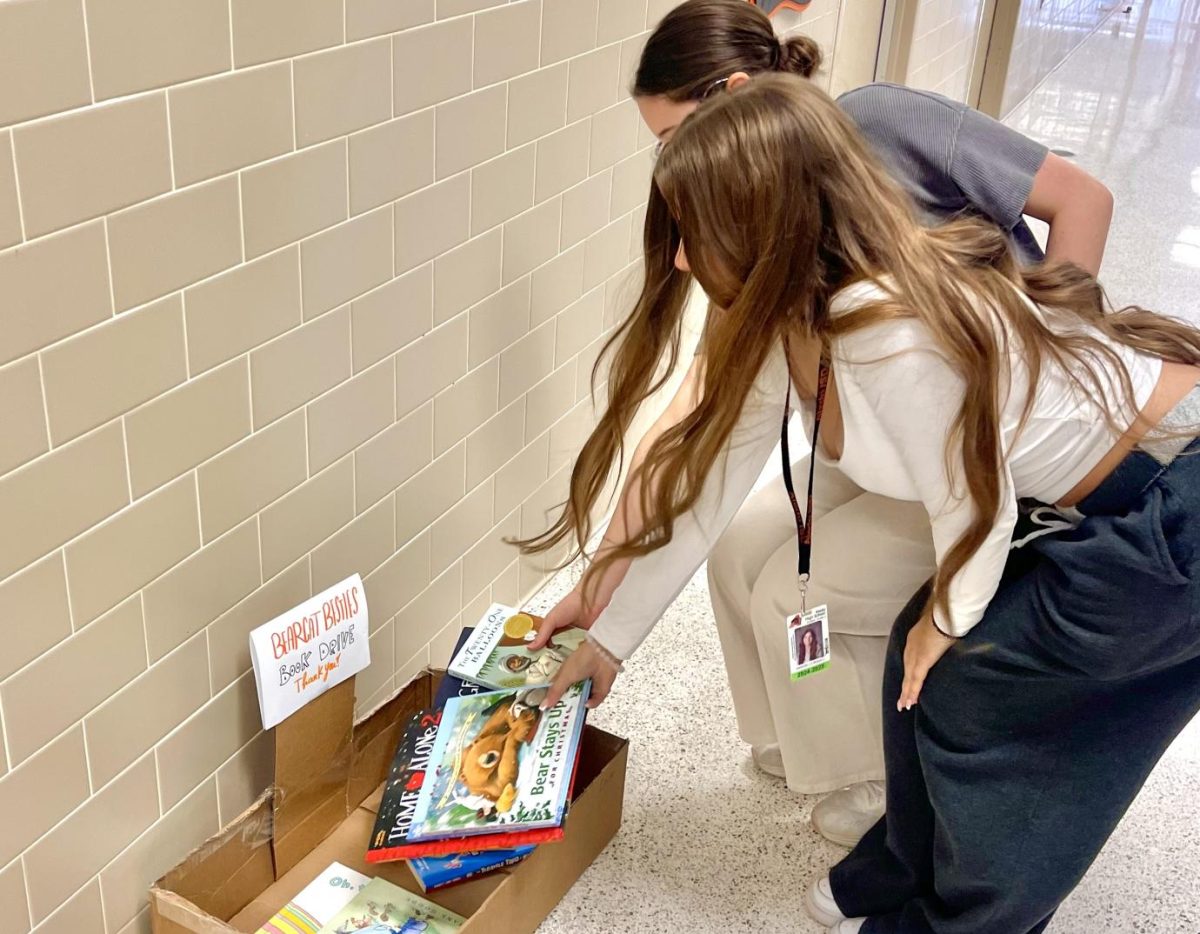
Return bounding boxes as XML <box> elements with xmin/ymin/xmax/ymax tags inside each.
<box><xmin>533</xmin><ymin>3</ymin><xmax>1200</xmax><ymax>931</ymax></box>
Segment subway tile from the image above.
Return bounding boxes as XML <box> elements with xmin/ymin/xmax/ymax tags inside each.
<box><xmin>143</xmin><ymin>518</ymin><xmax>261</xmax><ymax>662</ymax></box>
<box><xmin>155</xmin><ymin>672</ymin><xmax>259</xmax><ymax>810</ymax></box>
<box><xmin>29</xmin><ymin>878</ymin><xmax>102</xmax><ymax>934</ymax></box>
<box><xmin>14</xmin><ymin>94</ymin><xmax>171</xmax><ymax>239</ymax></box>
<box><xmin>468</xmin><ymin>278</ymin><xmax>531</xmax><ymax>368</ymax></box>
<box><xmin>434</xmin><ymin>359</ymin><xmax>499</xmax><ymax>456</ymax></box>
<box><xmin>311</xmin><ymin>496</ymin><xmax>394</xmax><ymax>592</ymax></box>
<box><xmin>435</xmin><ymin>86</ymin><xmax>506</xmax><ymax>180</ymax></box>
<box><xmin>567</xmin><ymin>44</ymin><xmax>621</xmax><ymax>123</ymax></box>
<box><xmin>108</xmin><ymin>177</ymin><xmax>242</xmax><ymax>311</ymax></box>
<box><xmin>0</xmin><ymin>0</ymin><xmax>91</xmax><ymax>128</ymax></box>
<box><xmin>85</xmin><ymin>632</ymin><xmax>211</xmax><ymax>789</ymax></box>
<box><xmin>99</xmin><ymin>780</ymin><xmax>220</xmax><ymax>932</ymax></box>
<box><xmin>24</xmin><ymin>755</ymin><xmax>158</xmax><ymax>923</ymax></box>
<box><xmin>184</xmin><ymin>245</ymin><xmax>302</xmax><ymax>375</ymax></box>
<box><xmin>507</xmin><ymin>64</ymin><xmax>568</xmax><ymax>149</ymax></box>
<box><xmin>466</xmin><ymin>398</ymin><xmax>525</xmax><ymax>490</ymax></box>
<box><xmin>349</xmin><ymin>112</ymin><xmax>434</xmax><ymax>216</ymax></box>
<box><xmin>0</xmin><ymin>357</ymin><xmax>49</xmax><ymax>476</ymax></box>
<box><xmin>241</xmin><ymin>141</ymin><xmax>347</xmax><ymax>260</ymax></box>
<box><xmin>598</xmin><ymin>0</ymin><xmax>647</xmax><ymax>44</ymax></box>
<box><xmin>215</xmin><ymin>731</ymin><xmax>273</xmax><ymax>825</ymax></box>
<box><xmin>362</xmin><ymin>531</ymin><xmax>430</xmax><ymax>621</ymax></box>
<box><xmin>394</xmin><ymin>174</ymin><xmax>470</xmax><ymax>274</ymax></box>
<box><xmin>0</xmin><ymin>424</ymin><xmax>128</xmax><ymax>583</ymax></box>
<box><xmin>534</xmin><ymin>120</ymin><xmax>590</xmax><ymax>203</ymax></box>
<box><xmin>491</xmin><ymin>557</ymin><xmax>520</xmax><ymax>605</ymax></box>
<box><xmin>396</xmin><ymin>314</ymin><xmax>467</xmax><ymax>418</ymax></box>
<box><xmin>86</xmin><ymin>0</ymin><xmax>229</xmax><ymax>100</ymax></box>
<box><xmin>395</xmin><ymin>443</ymin><xmax>465</xmax><ymax>546</ymax></box>
<box><xmin>307</xmin><ymin>358</ymin><xmax>395</xmax><ymax>473</ymax></box>
<box><xmin>520</xmin><ymin>461</ymin><xmax>570</xmax><ymax>539</ymax></box>
<box><xmin>0</xmin><ymin>221</ymin><xmax>111</xmax><ymax>366</ymax></box>
<box><xmin>590</xmin><ymin>98</ymin><xmax>639</xmax><ymax>171</ymax></box>
<box><xmin>525</xmin><ymin>360</ymin><xmax>577</xmax><ymax>442</ymax></box>
<box><xmin>351</xmin><ymin>265</ymin><xmax>432</xmax><ymax>372</ymax></box>
<box><xmin>610</xmin><ymin>149</ymin><xmax>651</xmax><ymax>219</ymax></box>
<box><xmin>358</xmin><ymin>617</ymin><xmax>395</xmax><ymax>709</ymax></box>
<box><xmin>604</xmin><ymin>261</ymin><xmax>640</xmax><ymax>328</ymax></box>
<box><xmin>474</xmin><ymin>1</ymin><xmax>540</xmax><ymax>88</ymax></box>
<box><xmin>301</xmin><ymin>207</ymin><xmax>393</xmax><ymax>319</ymax></box>
<box><xmin>0</xmin><ymin>859</ymin><xmax>29</xmax><ymax>934</ymax></box>
<box><xmin>619</xmin><ymin>33</ymin><xmax>648</xmax><ymax>108</ymax></box>
<box><xmin>495</xmin><ymin>433</ymin><xmax>550</xmax><ymax>518</ymax></box>
<box><xmin>498</xmin><ymin>319</ymin><xmax>556</xmax><ymax>407</ymax></box>
<box><xmin>393</xmin><ymin>19</ymin><xmax>473</xmax><ymax>117</ymax></box>
<box><xmin>347</xmin><ymin>0</ymin><xmax>434</xmax><ymax>40</ymax></box>
<box><xmin>294</xmin><ymin>39</ymin><xmax>392</xmax><ymax>147</ymax></box>
<box><xmin>530</xmin><ymin>241</ymin><xmax>585</xmax><ymax>326</ymax></box>
<box><xmin>438</xmin><ymin>0</ymin><xmax>505</xmax><ymax>16</ymax></box>
<box><xmin>575</xmin><ymin>331</ymin><xmax>610</xmax><ymax>400</ymax></box>
<box><xmin>65</xmin><ymin>474</ymin><xmax>200</xmax><ymax>627</ymax></box>
<box><xmin>0</xmin><ymin>554</ymin><xmax>71</xmax><ymax>683</ymax></box>
<box><xmin>462</xmin><ymin>508</ymin><xmax>520</xmax><ymax>600</ymax></box>
<box><xmin>471</xmin><ymin>145</ymin><xmax>535</xmax><ymax>236</ymax></box>
<box><xmin>394</xmin><ymin>562</ymin><xmax>462</xmax><ymax>658</ymax></box>
<box><xmin>502</xmin><ymin>196</ymin><xmax>561</xmax><ymax>285</ymax></box>
<box><xmin>548</xmin><ymin>396</ymin><xmax>596</xmax><ymax>472</ymax></box>
<box><xmin>231</xmin><ymin>0</ymin><xmax>342</xmax><ymax>67</ymax></box>
<box><xmin>561</xmin><ymin>170</ymin><xmax>612</xmax><ymax>249</ymax></box>
<box><xmin>170</xmin><ymin>64</ymin><xmax>294</xmax><ymax>187</ymax></box>
<box><xmin>259</xmin><ymin>456</ymin><xmax>355</xmax><ymax>579</ymax></box>
<box><xmin>583</xmin><ymin>214</ymin><xmax>633</xmax><ymax>290</ymax></box>
<box><xmin>0</xmin><ymin>132</ymin><xmax>19</xmax><ymax>250</ymax></box>
<box><xmin>432</xmin><ymin>480</ymin><xmax>492</xmax><ymax>573</ymax></box>
<box><xmin>250</xmin><ymin>305</ymin><xmax>351</xmax><ymax>428</ymax></box>
<box><xmin>1</xmin><ymin>595</ymin><xmax>146</xmax><ymax>765</ymax></box>
<box><xmin>541</xmin><ymin>0</ymin><xmax>599</xmax><ymax>65</ymax></box>
<box><xmin>197</xmin><ymin>411</ymin><xmax>307</xmax><ymax>542</ymax></box>
<box><xmin>645</xmin><ymin>0</ymin><xmax>676</xmax><ymax>27</ymax></box>
<box><xmin>208</xmin><ymin>559</ymin><xmax>311</xmax><ymax>693</ymax></box>
<box><xmin>0</xmin><ymin>727</ymin><xmax>89</xmax><ymax>869</ymax></box>
<box><xmin>433</xmin><ymin>230</ymin><xmax>502</xmax><ymax>325</ymax></box>
<box><xmin>115</xmin><ymin>911</ymin><xmax>150</xmax><ymax>934</ymax></box>
<box><xmin>42</xmin><ymin>293</ymin><xmax>186</xmax><ymax>446</ymax></box>
<box><xmin>354</xmin><ymin>403</ymin><xmax>433</xmax><ymax>512</ymax></box>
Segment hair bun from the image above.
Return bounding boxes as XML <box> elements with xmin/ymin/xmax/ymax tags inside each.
<box><xmin>778</xmin><ymin>35</ymin><xmax>822</xmax><ymax>78</ymax></box>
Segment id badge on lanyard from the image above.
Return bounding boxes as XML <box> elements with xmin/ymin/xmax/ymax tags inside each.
<box><xmin>783</xmin><ymin>361</ymin><xmax>832</xmax><ymax>681</ymax></box>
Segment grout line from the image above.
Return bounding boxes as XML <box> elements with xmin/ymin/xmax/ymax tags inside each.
<box><xmin>140</xmin><ymin>590</ymin><xmax>151</xmax><ymax>668</ymax></box>
<box><xmin>0</xmin><ymin>697</ymin><xmax>12</xmax><ymax>783</ymax></box>
<box><xmin>227</xmin><ymin>0</ymin><xmax>235</xmax><ymax>67</ymax></box>
<box><xmin>80</xmin><ymin>718</ymin><xmax>96</xmax><ymax>794</ymax></box>
<box><xmin>19</xmin><ymin>856</ymin><xmax>33</xmax><ymax>933</ymax></box>
<box><xmin>59</xmin><ymin>550</ymin><xmax>78</xmax><ymax>632</ymax></box>
<box><xmin>290</xmin><ymin>60</ymin><xmax>298</xmax><ymax>150</ymax></box>
<box><xmin>154</xmin><ymin>749</ymin><xmax>165</xmax><ymax>817</ymax></box>
<box><xmin>180</xmin><ymin>294</ymin><xmax>192</xmax><ymax>378</ymax></box>
<box><xmin>97</xmin><ymin>869</ymin><xmax>112</xmax><ymax>934</ymax></box>
<box><xmin>80</xmin><ymin>0</ymin><xmax>97</xmax><ymax>103</ymax></box>
<box><xmin>344</xmin><ymin>137</ymin><xmax>350</xmax><ymax>217</ymax></box>
<box><xmin>163</xmin><ymin>91</ymin><xmax>177</xmax><ymax>190</ymax></box>
<box><xmin>7</xmin><ymin>132</ymin><xmax>27</xmax><ymax>241</ymax></box>
<box><xmin>236</xmin><ymin>172</ymin><xmax>246</xmax><ymax>262</ymax></box>
<box><xmin>102</xmin><ymin>218</ymin><xmax>117</xmax><ymax>316</ymax></box>
<box><xmin>120</xmin><ymin>418</ymin><xmax>133</xmax><ymax>501</ymax></box>
<box><xmin>35</xmin><ymin>354</ymin><xmax>53</xmax><ymax>453</ymax></box>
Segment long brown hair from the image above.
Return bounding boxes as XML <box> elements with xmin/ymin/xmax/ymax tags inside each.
<box><xmin>519</xmin><ymin>75</ymin><xmax>1200</xmax><ymax>626</ymax></box>
<box><xmin>634</xmin><ymin>0</ymin><xmax>822</xmax><ymax>100</ymax></box>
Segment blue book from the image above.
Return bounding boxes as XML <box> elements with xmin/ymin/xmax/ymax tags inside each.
<box><xmin>407</xmin><ymin>845</ymin><xmax>536</xmax><ymax>892</ymax></box>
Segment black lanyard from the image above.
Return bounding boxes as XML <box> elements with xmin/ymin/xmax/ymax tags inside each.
<box><xmin>780</xmin><ymin>363</ymin><xmax>829</xmax><ymax>608</ymax></box>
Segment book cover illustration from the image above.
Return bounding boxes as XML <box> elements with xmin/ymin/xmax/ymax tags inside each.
<box><xmin>408</xmin><ymin>845</ymin><xmax>535</xmax><ymax>892</ymax></box>
<box><xmin>256</xmin><ymin>862</ymin><xmax>371</xmax><ymax>934</ymax></box>
<box><xmin>316</xmin><ymin>878</ymin><xmax>464</xmax><ymax>934</ymax></box>
<box><xmin>448</xmin><ymin>604</ymin><xmax>587</xmax><ymax>690</ymax></box>
<box><xmin>367</xmin><ymin>710</ymin><xmax>442</xmax><ymax>863</ymax></box>
<box><xmin>407</xmin><ymin>681</ymin><xmax>590</xmax><ymax>843</ymax></box>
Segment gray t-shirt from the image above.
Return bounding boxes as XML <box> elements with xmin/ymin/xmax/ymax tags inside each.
<box><xmin>837</xmin><ymin>83</ymin><xmax>1048</xmax><ymax>264</ymax></box>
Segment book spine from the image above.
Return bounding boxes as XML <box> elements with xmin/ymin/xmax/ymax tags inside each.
<box><xmin>413</xmin><ymin>851</ymin><xmax>532</xmax><ymax>892</ymax></box>
<box><xmin>365</xmin><ymin>826</ymin><xmax>563</xmax><ymax>861</ymax></box>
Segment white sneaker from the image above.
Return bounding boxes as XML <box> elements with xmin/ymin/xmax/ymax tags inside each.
<box><xmin>811</xmin><ymin>780</ymin><xmax>885</xmax><ymax>848</ymax></box>
<box><xmin>804</xmin><ymin>876</ymin><xmax>848</xmax><ymax>927</ymax></box>
<box><xmin>750</xmin><ymin>742</ymin><xmax>786</xmax><ymax>779</ymax></box>
<box><xmin>828</xmin><ymin>920</ymin><xmax>866</xmax><ymax>934</ymax></box>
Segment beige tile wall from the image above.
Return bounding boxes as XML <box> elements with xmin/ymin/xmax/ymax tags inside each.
<box><xmin>1001</xmin><ymin>0</ymin><xmax>1113</xmax><ymax>116</ymax></box>
<box><xmin>905</xmin><ymin>0</ymin><xmax>987</xmax><ymax>102</ymax></box>
<box><xmin>0</xmin><ymin>0</ymin><xmax>664</xmax><ymax>929</ymax></box>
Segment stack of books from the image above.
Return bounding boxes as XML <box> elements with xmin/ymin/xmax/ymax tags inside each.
<box><xmin>365</xmin><ymin>604</ymin><xmax>591</xmax><ymax>891</ymax></box>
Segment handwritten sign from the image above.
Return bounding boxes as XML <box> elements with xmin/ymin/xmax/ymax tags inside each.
<box><xmin>249</xmin><ymin>573</ymin><xmax>370</xmax><ymax>729</ymax></box>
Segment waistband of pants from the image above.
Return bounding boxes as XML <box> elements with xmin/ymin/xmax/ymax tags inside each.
<box><xmin>1075</xmin><ymin>384</ymin><xmax>1200</xmax><ymax>518</ymax></box>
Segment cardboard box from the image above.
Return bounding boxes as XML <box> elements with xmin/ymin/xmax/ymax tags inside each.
<box><xmin>149</xmin><ymin>670</ymin><xmax>628</xmax><ymax>934</ymax></box>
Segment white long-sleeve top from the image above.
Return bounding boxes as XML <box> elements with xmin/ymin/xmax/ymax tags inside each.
<box><xmin>588</xmin><ymin>280</ymin><xmax>1161</xmax><ymax>658</ymax></box>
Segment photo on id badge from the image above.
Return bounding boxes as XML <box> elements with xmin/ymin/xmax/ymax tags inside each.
<box><xmin>788</xmin><ymin>605</ymin><xmax>830</xmax><ymax>680</ymax></box>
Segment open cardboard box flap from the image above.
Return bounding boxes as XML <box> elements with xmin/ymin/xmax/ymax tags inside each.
<box><xmin>149</xmin><ymin>670</ymin><xmax>628</xmax><ymax>934</ymax></box>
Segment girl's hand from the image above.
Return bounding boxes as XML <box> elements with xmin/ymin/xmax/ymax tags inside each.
<box><xmin>898</xmin><ymin>613</ymin><xmax>956</xmax><ymax>711</ymax></box>
<box><xmin>528</xmin><ymin>585</ymin><xmax>605</xmax><ymax>650</ymax></box>
<box><xmin>539</xmin><ymin>640</ymin><xmax>620</xmax><ymax>711</ymax></box>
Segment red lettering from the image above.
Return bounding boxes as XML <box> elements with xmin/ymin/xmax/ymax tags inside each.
<box><xmin>271</xmin><ymin>632</ymin><xmax>285</xmax><ymax>660</ymax></box>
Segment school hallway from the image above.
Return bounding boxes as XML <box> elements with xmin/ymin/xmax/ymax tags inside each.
<box><xmin>534</xmin><ymin>2</ymin><xmax>1200</xmax><ymax>931</ymax></box>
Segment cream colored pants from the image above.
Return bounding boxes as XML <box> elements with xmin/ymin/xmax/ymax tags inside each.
<box><xmin>707</xmin><ymin>456</ymin><xmax>936</xmax><ymax>794</ymax></box>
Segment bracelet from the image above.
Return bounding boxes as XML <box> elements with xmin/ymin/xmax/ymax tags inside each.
<box><xmin>585</xmin><ymin>632</ymin><xmax>627</xmax><ymax>673</ymax></box>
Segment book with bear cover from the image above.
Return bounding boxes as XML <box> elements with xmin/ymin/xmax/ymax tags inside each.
<box><xmin>447</xmin><ymin>604</ymin><xmax>587</xmax><ymax>690</ymax></box>
<box><xmin>315</xmin><ymin>877</ymin><xmax>464</xmax><ymax>934</ymax></box>
<box><xmin>405</xmin><ymin>681</ymin><xmax>590</xmax><ymax>845</ymax></box>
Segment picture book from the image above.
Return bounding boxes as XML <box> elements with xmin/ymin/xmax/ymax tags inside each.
<box><xmin>366</xmin><ymin>710</ymin><xmax>443</xmax><ymax>863</ymax></box>
<box><xmin>408</xmin><ymin>845</ymin><xmax>535</xmax><ymax>892</ymax></box>
<box><xmin>447</xmin><ymin>604</ymin><xmax>587</xmax><ymax>689</ymax></box>
<box><xmin>256</xmin><ymin>862</ymin><xmax>371</xmax><ymax>934</ymax></box>
<box><xmin>315</xmin><ymin>878</ymin><xmax>464</xmax><ymax>934</ymax></box>
<box><xmin>406</xmin><ymin>681</ymin><xmax>590</xmax><ymax>843</ymax></box>
<box><xmin>432</xmin><ymin>629</ymin><xmax>487</xmax><ymax>709</ymax></box>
